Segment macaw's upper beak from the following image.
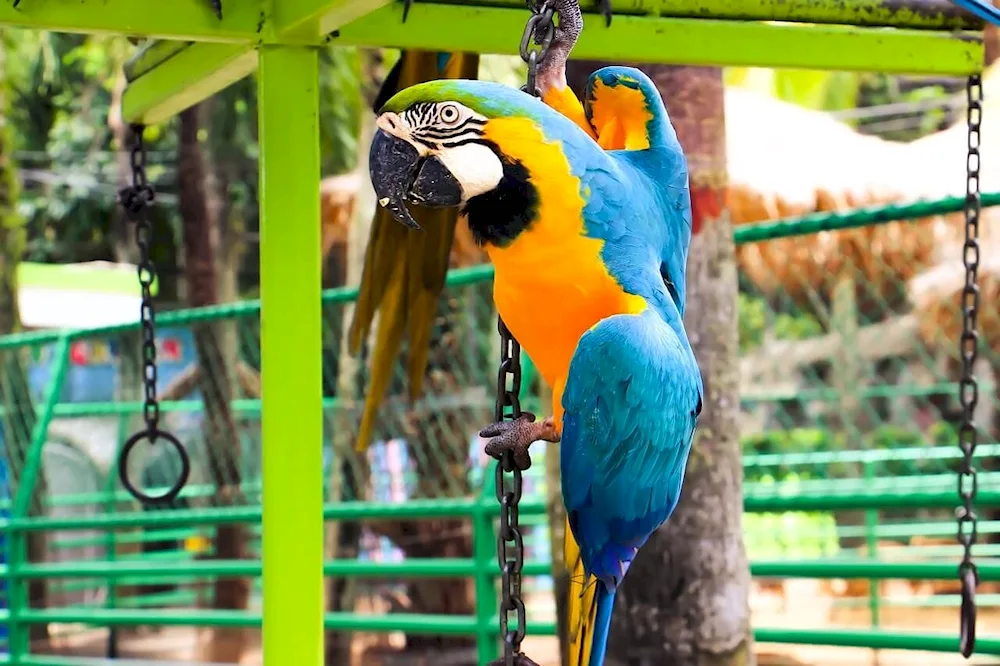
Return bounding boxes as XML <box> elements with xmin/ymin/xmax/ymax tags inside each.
<box><xmin>369</xmin><ymin>128</ymin><xmax>463</xmax><ymax>231</ymax></box>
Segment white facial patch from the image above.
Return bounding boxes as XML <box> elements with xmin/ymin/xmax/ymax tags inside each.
<box><xmin>435</xmin><ymin>143</ymin><xmax>504</xmax><ymax>201</ymax></box>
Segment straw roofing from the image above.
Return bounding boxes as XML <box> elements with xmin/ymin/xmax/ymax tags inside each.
<box><xmin>725</xmin><ymin>87</ymin><xmax>960</xmax><ymax>309</ymax></box>
<box><xmin>727</xmin><ymin>65</ymin><xmax>1000</xmax><ymax>355</ymax></box>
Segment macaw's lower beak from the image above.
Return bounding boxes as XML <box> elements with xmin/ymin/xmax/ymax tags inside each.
<box><xmin>369</xmin><ymin>128</ymin><xmax>463</xmax><ymax>231</ymax></box>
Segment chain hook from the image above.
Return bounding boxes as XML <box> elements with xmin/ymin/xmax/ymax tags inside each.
<box><xmin>957</xmin><ymin>72</ymin><xmax>981</xmax><ymax>660</ymax></box>
<box><xmin>117</xmin><ymin>124</ymin><xmax>191</xmax><ymax>507</ymax></box>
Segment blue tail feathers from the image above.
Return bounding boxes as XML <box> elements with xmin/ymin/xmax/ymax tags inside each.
<box><xmin>588</xmin><ymin>586</ymin><xmax>616</xmax><ymax>666</ymax></box>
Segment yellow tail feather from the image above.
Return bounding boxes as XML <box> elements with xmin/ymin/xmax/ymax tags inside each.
<box><xmin>564</xmin><ymin>515</ymin><xmax>599</xmax><ymax>666</ymax></box>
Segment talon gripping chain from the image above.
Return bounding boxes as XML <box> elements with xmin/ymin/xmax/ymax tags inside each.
<box><xmin>957</xmin><ymin>73</ymin><xmax>981</xmax><ymax>660</ymax></box>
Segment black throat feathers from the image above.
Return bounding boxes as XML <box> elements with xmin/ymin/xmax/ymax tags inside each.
<box><xmin>462</xmin><ymin>145</ymin><xmax>538</xmax><ymax>248</ymax></box>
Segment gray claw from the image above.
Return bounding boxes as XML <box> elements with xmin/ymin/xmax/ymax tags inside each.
<box><xmin>480</xmin><ymin>413</ymin><xmax>560</xmax><ymax>471</ymax></box>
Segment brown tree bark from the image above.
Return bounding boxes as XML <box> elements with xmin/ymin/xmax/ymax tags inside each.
<box><xmin>565</xmin><ymin>61</ymin><xmax>753</xmax><ymax>666</ymax></box>
<box><xmin>177</xmin><ymin>103</ymin><xmax>249</xmax><ymax>663</ymax></box>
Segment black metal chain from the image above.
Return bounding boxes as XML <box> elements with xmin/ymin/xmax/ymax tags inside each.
<box><xmin>957</xmin><ymin>73</ymin><xmax>981</xmax><ymax>660</ymax></box>
<box><xmin>520</xmin><ymin>0</ymin><xmax>556</xmax><ymax>98</ymax></box>
<box><xmin>117</xmin><ymin>124</ymin><xmax>190</xmax><ymax>507</ymax></box>
<box><xmin>494</xmin><ymin>320</ymin><xmax>527</xmax><ymax>666</ymax></box>
<box><xmin>488</xmin><ymin>8</ymin><xmax>559</xmax><ymax>665</ymax></box>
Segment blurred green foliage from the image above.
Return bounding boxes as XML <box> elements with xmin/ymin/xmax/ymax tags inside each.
<box><xmin>738</xmin><ymin>292</ymin><xmax>824</xmax><ymax>352</ymax></box>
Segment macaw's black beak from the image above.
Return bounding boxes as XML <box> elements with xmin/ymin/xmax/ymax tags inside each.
<box><xmin>369</xmin><ymin>128</ymin><xmax>463</xmax><ymax>231</ymax></box>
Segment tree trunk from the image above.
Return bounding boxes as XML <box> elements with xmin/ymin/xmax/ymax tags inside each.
<box><xmin>177</xmin><ymin>102</ymin><xmax>249</xmax><ymax>664</ymax></box>
<box><xmin>566</xmin><ymin>61</ymin><xmax>753</xmax><ymax>666</ymax></box>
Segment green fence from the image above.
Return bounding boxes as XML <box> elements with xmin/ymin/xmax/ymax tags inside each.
<box><xmin>1</xmin><ymin>191</ymin><xmax>999</xmax><ymax>664</ymax></box>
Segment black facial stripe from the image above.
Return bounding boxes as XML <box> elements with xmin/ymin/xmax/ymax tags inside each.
<box><xmin>440</xmin><ymin>137</ymin><xmax>491</xmax><ymax>149</ymax></box>
<box><xmin>411</xmin><ymin>136</ymin><xmax>440</xmax><ymax>151</ymax></box>
<box><xmin>416</xmin><ymin>122</ymin><xmax>485</xmax><ymax>139</ymax></box>
<box><xmin>415</xmin><ymin>129</ymin><xmax>485</xmax><ymax>143</ymax></box>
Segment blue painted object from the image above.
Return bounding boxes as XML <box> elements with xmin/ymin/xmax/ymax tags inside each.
<box><xmin>27</xmin><ymin>327</ymin><xmax>198</xmax><ymax>404</ymax></box>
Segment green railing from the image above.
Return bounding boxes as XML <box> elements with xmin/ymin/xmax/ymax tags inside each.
<box><xmin>2</xmin><ymin>192</ymin><xmax>1000</xmax><ymax>664</ymax></box>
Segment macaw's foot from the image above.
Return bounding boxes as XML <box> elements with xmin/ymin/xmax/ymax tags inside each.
<box><xmin>486</xmin><ymin>653</ymin><xmax>541</xmax><ymax>666</ymax></box>
<box><xmin>480</xmin><ymin>413</ymin><xmax>560</xmax><ymax>471</ymax></box>
<box><xmin>210</xmin><ymin>0</ymin><xmax>223</xmax><ymax>19</ymax></box>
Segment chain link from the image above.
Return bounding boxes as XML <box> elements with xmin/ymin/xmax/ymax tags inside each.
<box><xmin>958</xmin><ymin>73</ymin><xmax>981</xmax><ymax>660</ymax></box>
<box><xmin>117</xmin><ymin>125</ymin><xmax>190</xmax><ymax>507</ymax></box>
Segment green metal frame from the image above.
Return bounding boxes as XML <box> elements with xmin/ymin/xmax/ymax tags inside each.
<box><xmin>0</xmin><ymin>1</ymin><xmax>990</xmax><ymax>665</ymax></box>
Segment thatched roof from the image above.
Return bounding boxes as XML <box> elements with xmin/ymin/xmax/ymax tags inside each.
<box><xmin>726</xmin><ymin>78</ymin><xmax>978</xmax><ymax>308</ymax></box>
<box><xmin>728</xmin><ymin>65</ymin><xmax>1000</xmax><ymax>354</ymax></box>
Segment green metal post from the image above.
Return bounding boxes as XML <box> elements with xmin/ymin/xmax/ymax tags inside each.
<box><xmin>257</xmin><ymin>45</ymin><xmax>324</xmax><ymax>666</ymax></box>
<box><xmin>11</xmin><ymin>337</ymin><xmax>71</xmax><ymax>518</ymax></box>
<box><xmin>474</xmin><ymin>473</ymin><xmax>500</xmax><ymax>664</ymax></box>
<box><xmin>9</xmin><ymin>336</ymin><xmax>70</xmax><ymax>664</ymax></box>
<box><xmin>864</xmin><ymin>459</ymin><xmax>881</xmax><ymax>630</ymax></box>
<box><xmin>104</xmin><ymin>408</ymin><xmax>131</xmax><ymax>656</ymax></box>
<box><xmin>6</xmin><ymin>531</ymin><xmax>26</xmax><ymax>664</ymax></box>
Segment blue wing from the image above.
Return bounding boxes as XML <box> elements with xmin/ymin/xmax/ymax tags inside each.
<box><xmin>561</xmin><ymin>307</ymin><xmax>702</xmax><ymax>591</ymax></box>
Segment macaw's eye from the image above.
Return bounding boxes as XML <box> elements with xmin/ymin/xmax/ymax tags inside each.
<box><xmin>440</xmin><ymin>103</ymin><xmax>461</xmax><ymax>125</ymax></box>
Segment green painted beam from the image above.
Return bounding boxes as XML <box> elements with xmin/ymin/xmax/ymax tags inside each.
<box><xmin>0</xmin><ymin>0</ymin><xmax>260</xmax><ymax>42</ymax></box>
<box><xmin>471</xmin><ymin>0</ymin><xmax>983</xmax><ymax>28</ymax></box>
<box><xmin>273</xmin><ymin>0</ymin><xmax>394</xmax><ymax>40</ymax></box>
<box><xmin>117</xmin><ymin>0</ymin><xmax>390</xmax><ymax>130</ymax></box>
<box><xmin>0</xmin><ymin>0</ymin><xmax>982</xmax><ymax>40</ymax></box>
<box><xmin>121</xmin><ymin>42</ymin><xmax>256</xmax><ymax>124</ymax></box>
<box><xmin>334</xmin><ymin>5</ymin><xmax>984</xmax><ymax>75</ymax></box>
<box><xmin>124</xmin><ymin>40</ymin><xmax>198</xmax><ymax>82</ymax></box>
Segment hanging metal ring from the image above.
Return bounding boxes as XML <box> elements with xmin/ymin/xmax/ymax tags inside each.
<box><xmin>960</xmin><ymin>565</ymin><xmax>978</xmax><ymax>658</ymax></box>
<box><xmin>118</xmin><ymin>429</ymin><xmax>191</xmax><ymax>506</ymax></box>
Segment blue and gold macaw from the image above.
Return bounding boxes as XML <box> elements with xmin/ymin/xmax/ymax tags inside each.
<box><xmin>365</xmin><ymin>2</ymin><xmax>703</xmax><ymax>663</ymax></box>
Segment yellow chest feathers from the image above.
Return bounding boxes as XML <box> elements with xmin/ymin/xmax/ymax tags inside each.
<box><xmin>480</xmin><ymin>118</ymin><xmax>645</xmax><ymax>390</ymax></box>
